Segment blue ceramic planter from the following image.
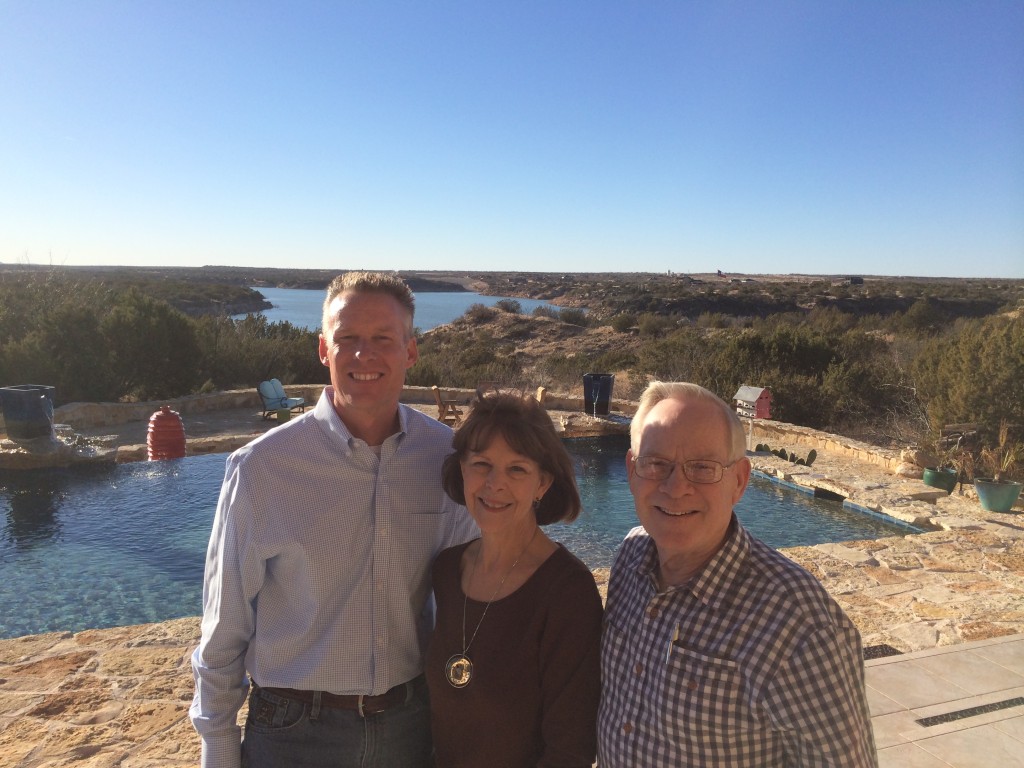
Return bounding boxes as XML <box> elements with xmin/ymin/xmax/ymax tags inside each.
<box><xmin>974</xmin><ymin>479</ymin><xmax>1023</xmax><ymax>513</ymax></box>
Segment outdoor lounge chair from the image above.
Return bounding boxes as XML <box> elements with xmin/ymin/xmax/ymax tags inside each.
<box><xmin>258</xmin><ymin>378</ymin><xmax>306</xmax><ymax>420</ymax></box>
<box><xmin>432</xmin><ymin>385</ymin><xmax>464</xmax><ymax>427</ymax></box>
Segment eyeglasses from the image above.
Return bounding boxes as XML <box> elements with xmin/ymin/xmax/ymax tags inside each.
<box><xmin>631</xmin><ymin>455</ymin><xmax>737</xmax><ymax>484</ymax></box>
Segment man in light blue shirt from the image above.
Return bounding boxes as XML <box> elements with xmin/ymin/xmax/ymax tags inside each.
<box><xmin>190</xmin><ymin>272</ymin><xmax>476</xmax><ymax>768</ymax></box>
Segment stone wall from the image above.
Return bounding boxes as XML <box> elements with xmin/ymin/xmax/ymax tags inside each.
<box><xmin>746</xmin><ymin>418</ymin><xmax>903</xmax><ymax>473</ymax></box>
<box><xmin>30</xmin><ymin>386</ymin><xmax>637</xmax><ymax>431</ymax></box>
<box><xmin>6</xmin><ymin>389</ymin><xmax>898</xmax><ymax>474</ymax></box>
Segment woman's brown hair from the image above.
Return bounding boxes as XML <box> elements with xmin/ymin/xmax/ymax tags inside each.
<box><xmin>441</xmin><ymin>392</ymin><xmax>582</xmax><ymax>525</ymax></box>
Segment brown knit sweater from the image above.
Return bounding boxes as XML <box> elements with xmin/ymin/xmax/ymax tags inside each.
<box><xmin>426</xmin><ymin>541</ymin><xmax>603</xmax><ymax>768</ymax></box>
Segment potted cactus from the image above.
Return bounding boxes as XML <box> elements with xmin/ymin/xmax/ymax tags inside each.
<box><xmin>974</xmin><ymin>422</ymin><xmax>1023</xmax><ymax>513</ymax></box>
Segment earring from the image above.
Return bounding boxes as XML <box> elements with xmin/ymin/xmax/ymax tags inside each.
<box><xmin>533</xmin><ymin>498</ymin><xmax>541</xmax><ymax>510</ymax></box>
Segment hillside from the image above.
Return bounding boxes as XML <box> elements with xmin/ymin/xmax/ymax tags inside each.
<box><xmin>418</xmin><ymin>308</ymin><xmax>646</xmax><ymax>399</ymax></box>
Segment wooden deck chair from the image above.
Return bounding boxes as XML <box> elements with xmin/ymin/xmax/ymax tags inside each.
<box><xmin>258</xmin><ymin>378</ymin><xmax>306</xmax><ymax>420</ymax></box>
<box><xmin>432</xmin><ymin>386</ymin><xmax>464</xmax><ymax>426</ymax></box>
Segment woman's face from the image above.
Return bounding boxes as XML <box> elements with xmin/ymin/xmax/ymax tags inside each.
<box><xmin>460</xmin><ymin>433</ymin><xmax>553</xmax><ymax>537</ymax></box>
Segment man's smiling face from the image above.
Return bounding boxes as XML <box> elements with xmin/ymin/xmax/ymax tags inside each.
<box><xmin>319</xmin><ymin>290</ymin><xmax>418</xmax><ymax>419</ymax></box>
<box><xmin>627</xmin><ymin>396</ymin><xmax>750</xmax><ymax>575</ymax></box>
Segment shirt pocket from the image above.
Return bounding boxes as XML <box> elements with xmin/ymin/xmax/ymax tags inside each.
<box><xmin>662</xmin><ymin>646</ymin><xmax>762</xmax><ymax>744</ymax></box>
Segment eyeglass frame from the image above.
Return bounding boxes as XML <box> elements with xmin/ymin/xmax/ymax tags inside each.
<box><xmin>630</xmin><ymin>454</ymin><xmax>741</xmax><ymax>485</ymax></box>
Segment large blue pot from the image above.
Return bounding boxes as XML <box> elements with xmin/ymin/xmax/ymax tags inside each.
<box><xmin>0</xmin><ymin>385</ymin><xmax>56</xmax><ymax>442</ymax></box>
<box><xmin>974</xmin><ymin>479</ymin><xmax>1023</xmax><ymax>513</ymax></box>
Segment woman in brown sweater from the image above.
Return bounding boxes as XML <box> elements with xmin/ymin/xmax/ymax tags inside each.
<box><xmin>425</xmin><ymin>392</ymin><xmax>603</xmax><ymax>767</ymax></box>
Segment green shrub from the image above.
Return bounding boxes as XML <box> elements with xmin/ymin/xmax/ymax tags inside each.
<box><xmin>558</xmin><ymin>307</ymin><xmax>588</xmax><ymax>326</ymax></box>
<box><xmin>495</xmin><ymin>298</ymin><xmax>522</xmax><ymax>314</ymax></box>
<box><xmin>911</xmin><ymin>314</ymin><xmax>1024</xmax><ymax>435</ymax></box>
<box><xmin>464</xmin><ymin>303</ymin><xmax>498</xmax><ymax>323</ymax></box>
<box><xmin>610</xmin><ymin>313</ymin><xmax>636</xmax><ymax>333</ymax></box>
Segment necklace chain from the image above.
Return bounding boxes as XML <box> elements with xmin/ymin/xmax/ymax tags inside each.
<box><xmin>461</xmin><ymin>528</ymin><xmax>538</xmax><ymax>655</ymax></box>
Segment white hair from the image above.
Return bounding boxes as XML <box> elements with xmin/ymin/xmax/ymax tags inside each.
<box><xmin>630</xmin><ymin>381</ymin><xmax>746</xmax><ymax>460</ymax></box>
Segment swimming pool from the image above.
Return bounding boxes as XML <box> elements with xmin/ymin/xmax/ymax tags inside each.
<box><xmin>0</xmin><ymin>437</ymin><xmax>914</xmax><ymax>639</ymax></box>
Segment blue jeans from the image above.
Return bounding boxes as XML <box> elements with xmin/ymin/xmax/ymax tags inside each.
<box><xmin>241</xmin><ymin>682</ymin><xmax>432</xmax><ymax>768</ymax></box>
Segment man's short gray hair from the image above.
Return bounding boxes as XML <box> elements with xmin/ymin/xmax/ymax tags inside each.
<box><xmin>321</xmin><ymin>271</ymin><xmax>415</xmax><ymax>337</ymax></box>
<box><xmin>630</xmin><ymin>381</ymin><xmax>747</xmax><ymax>461</ymax></box>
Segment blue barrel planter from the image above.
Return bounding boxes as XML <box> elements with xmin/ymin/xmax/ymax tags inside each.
<box><xmin>0</xmin><ymin>385</ymin><xmax>56</xmax><ymax>442</ymax></box>
<box><xmin>974</xmin><ymin>479</ymin><xmax>1023</xmax><ymax>513</ymax></box>
<box><xmin>583</xmin><ymin>373</ymin><xmax>615</xmax><ymax>416</ymax></box>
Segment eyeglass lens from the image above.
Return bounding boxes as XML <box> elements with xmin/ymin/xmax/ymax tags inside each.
<box><xmin>634</xmin><ymin>457</ymin><xmax>725</xmax><ymax>483</ymax></box>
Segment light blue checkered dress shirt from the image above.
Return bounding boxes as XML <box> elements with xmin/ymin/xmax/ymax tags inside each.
<box><xmin>190</xmin><ymin>388</ymin><xmax>476</xmax><ymax>768</ymax></box>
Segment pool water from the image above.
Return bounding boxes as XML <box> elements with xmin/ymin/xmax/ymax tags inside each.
<box><xmin>0</xmin><ymin>437</ymin><xmax>913</xmax><ymax>639</ymax></box>
<box><xmin>555</xmin><ymin>437</ymin><xmax>914</xmax><ymax>568</ymax></box>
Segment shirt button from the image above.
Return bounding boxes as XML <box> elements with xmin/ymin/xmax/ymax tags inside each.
<box><xmin>634</xmin><ymin>663</ymin><xmax>644</xmax><ymax>676</ymax></box>
<box><xmin>687</xmin><ymin>679</ymin><xmax>698</xmax><ymax>690</ymax></box>
<box><xmin>622</xmin><ymin>722</ymin><xmax>633</xmax><ymax>735</ymax></box>
<box><xmin>647</xmin><ymin>606</ymin><xmax>659</xmax><ymax>620</ymax></box>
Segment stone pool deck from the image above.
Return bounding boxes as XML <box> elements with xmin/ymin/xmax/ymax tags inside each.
<box><xmin>1</xmin><ymin>389</ymin><xmax>1022</xmax><ymax>765</ymax></box>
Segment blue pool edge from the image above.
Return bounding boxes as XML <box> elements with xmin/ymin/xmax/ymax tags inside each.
<box><xmin>751</xmin><ymin>468</ymin><xmax>924</xmax><ymax>535</ymax></box>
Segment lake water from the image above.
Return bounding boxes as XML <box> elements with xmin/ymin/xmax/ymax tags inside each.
<box><xmin>0</xmin><ymin>435</ymin><xmax>914</xmax><ymax>639</ymax></box>
<box><xmin>240</xmin><ymin>287</ymin><xmax>561</xmax><ymax>332</ymax></box>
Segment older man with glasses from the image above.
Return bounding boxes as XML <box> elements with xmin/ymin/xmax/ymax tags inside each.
<box><xmin>598</xmin><ymin>381</ymin><xmax>877</xmax><ymax>767</ymax></box>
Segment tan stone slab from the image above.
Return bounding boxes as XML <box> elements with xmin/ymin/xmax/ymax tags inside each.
<box><xmin>98</xmin><ymin>647</ymin><xmax>190</xmax><ymax>678</ymax></box>
<box><xmin>863</xmin><ymin>566</ymin><xmax>909</xmax><ymax>586</ymax></box>
<box><xmin>0</xmin><ymin>632</ymin><xmax>71</xmax><ymax>664</ymax></box>
<box><xmin>26</xmin><ymin>688</ymin><xmax>121</xmax><ymax>725</ymax></box>
<box><xmin>4</xmin><ymin>650</ymin><xmax>97</xmax><ymax>683</ymax></box>
<box><xmin>125</xmin><ymin>713</ymin><xmax>203</xmax><ymax>764</ymax></box>
<box><xmin>876</xmin><ymin>553</ymin><xmax>923</xmax><ymax>570</ymax></box>
<box><xmin>813</xmin><ymin>542</ymin><xmax>880</xmax><ymax>565</ymax></box>
<box><xmin>120</xmin><ymin>700</ymin><xmax>185</xmax><ymax>741</ymax></box>
<box><xmin>0</xmin><ymin>690</ymin><xmax>44</xmax><ymax>716</ymax></box>
<box><xmin>0</xmin><ymin>716</ymin><xmax>49</xmax><ymax>766</ymax></box>
<box><xmin>31</xmin><ymin>721</ymin><xmax>121</xmax><ymax>763</ymax></box>
<box><xmin>912</xmin><ymin>603</ymin><xmax>964</xmax><ymax>620</ymax></box>
<box><xmin>959</xmin><ymin>621</ymin><xmax>1022</xmax><ymax>643</ymax></box>
<box><xmin>987</xmin><ymin>551</ymin><xmax>1024</xmax><ymax>572</ymax></box>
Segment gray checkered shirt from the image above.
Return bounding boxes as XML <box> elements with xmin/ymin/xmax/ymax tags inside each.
<box><xmin>598</xmin><ymin>518</ymin><xmax>877</xmax><ymax>767</ymax></box>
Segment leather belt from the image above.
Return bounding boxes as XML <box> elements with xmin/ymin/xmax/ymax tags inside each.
<box><xmin>259</xmin><ymin>674</ymin><xmax>424</xmax><ymax>717</ymax></box>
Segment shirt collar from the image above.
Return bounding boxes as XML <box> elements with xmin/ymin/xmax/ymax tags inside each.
<box><xmin>688</xmin><ymin>515</ymin><xmax>749</xmax><ymax>609</ymax></box>
<box><xmin>314</xmin><ymin>387</ymin><xmax>409</xmax><ymax>454</ymax></box>
<box><xmin>633</xmin><ymin>515</ymin><xmax>750</xmax><ymax>609</ymax></box>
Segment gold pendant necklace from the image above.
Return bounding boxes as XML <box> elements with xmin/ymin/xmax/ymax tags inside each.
<box><xmin>445</xmin><ymin>528</ymin><xmax>538</xmax><ymax>688</ymax></box>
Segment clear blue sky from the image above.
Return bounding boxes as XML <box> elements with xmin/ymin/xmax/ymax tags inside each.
<box><xmin>3</xmin><ymin>1</ymin><xmax>1022</xmax><ymax>278</ymax></box>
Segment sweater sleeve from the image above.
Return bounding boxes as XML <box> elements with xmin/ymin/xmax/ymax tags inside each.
<box><xmin>537</xmin><ymin>555</ymin><xmax>604</xmax><ymax>768</ymax></box>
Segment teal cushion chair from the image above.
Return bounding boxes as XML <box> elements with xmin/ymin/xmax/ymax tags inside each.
<box><xmin>257</xmin><ymin>378</ymin><xmax>306</xmax><ymax>420</ymax></box>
